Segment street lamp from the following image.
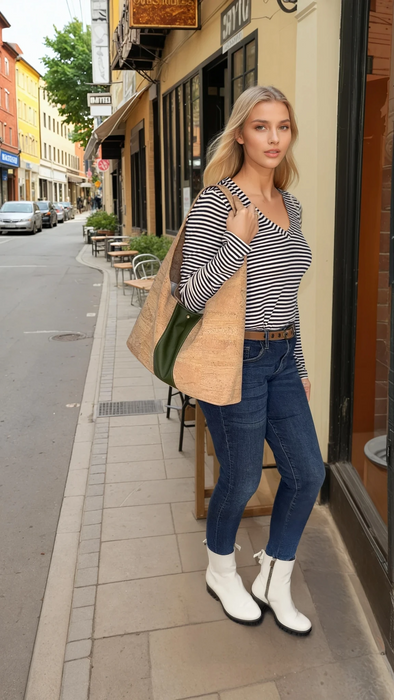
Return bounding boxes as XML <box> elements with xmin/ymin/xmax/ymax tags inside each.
<box><xmin>277</xmin><ymin>0</ymin><xmax>297</xmax><ymax>12</ymax></box>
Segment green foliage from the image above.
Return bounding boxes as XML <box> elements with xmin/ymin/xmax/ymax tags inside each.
<box><xmin>128</xmin><ymin>234</ymin><xmax>172</xmax><ymax>261</ymax></box>
<box><xmin>41</xmin><ymin>20</ymin><xmax>106</xmax><ymax>147</ymax></box>
<box><xmin>86</xmin><ymin>211</ymin><xmax>119</xmax><ymax>232</ymax></box>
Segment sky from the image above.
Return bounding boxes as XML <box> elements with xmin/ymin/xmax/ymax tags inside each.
<box><xmin>2</xmin><ymin>0</ymin><xmax>92</xmax><ymax>75</ymax></box>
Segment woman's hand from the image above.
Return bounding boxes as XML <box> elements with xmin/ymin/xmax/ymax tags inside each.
<box><xmin>226</xmin><ymin>197</ymin><xmax>259</xmax><ymax>245</ymax></box>
<box><xmin>301</xmin><ymin>377</ymin><xmax>311</xmax><ymax>402</ymax></box>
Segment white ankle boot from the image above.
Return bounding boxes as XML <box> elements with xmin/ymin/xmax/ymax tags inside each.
<box><xmin>251</xmin><ymin>549</ymin><xmax>312</xmax><ymax>635</ymax></box>
<box><xmin>204</xmin><ymin>540</ymin><xmax>262</xmax><ymax>626</ymax></box>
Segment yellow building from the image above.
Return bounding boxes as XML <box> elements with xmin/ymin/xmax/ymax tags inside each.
<box><xmin>16</xmin><ymin>55</ymin><xmax>40</xmax><ymax>200</ymax></box>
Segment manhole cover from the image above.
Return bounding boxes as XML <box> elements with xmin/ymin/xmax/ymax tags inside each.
<box><xmin>50</xmin><ymin>332</ymin><xmax>86</xmax><ymax>342</ymax></box>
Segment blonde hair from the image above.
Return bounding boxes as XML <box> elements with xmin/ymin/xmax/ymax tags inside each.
<box><xmin>204</xmin><ymin>85</ymin><xmax>299</xmax><ymax>190</ymax></box>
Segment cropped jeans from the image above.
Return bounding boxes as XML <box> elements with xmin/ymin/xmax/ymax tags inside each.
<box><xmin>199</xmin><ymin>333</ymin><xmax>326</xmax><ymax>561</ymax></box>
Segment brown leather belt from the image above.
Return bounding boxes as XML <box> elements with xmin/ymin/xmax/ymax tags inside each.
<box><xmin>244</xmin><ymin>324</ymin><xmax>295</xmax><ymax>341</ymax></box>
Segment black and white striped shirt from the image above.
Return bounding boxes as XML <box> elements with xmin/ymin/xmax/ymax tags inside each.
<box><xmin>178</xmin><ymin>176</ymin><xmax>312</xmax><ymax>378</ymax></box>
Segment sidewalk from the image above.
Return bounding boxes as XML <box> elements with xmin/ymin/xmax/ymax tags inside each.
<box><xmin>27</xmin><ymin>243</ymin><xmax>394</xmax><ymax>700</ymax></box>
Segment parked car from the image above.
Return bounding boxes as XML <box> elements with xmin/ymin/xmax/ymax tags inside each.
<box><xmin>0</xmin><ymin>201</ymin><xmax>42</xmax><ymax>234</ymax></box>
<box><xmin>54</xmin><ymin>202</ymin><xmax>66</xmax><ymax>223</ymax></box>
<box><xmin>37</xmin><ymin>201</ymin><xmax>58</xmax><ymax>228</ymax></box>
<box><xmin>60</xmin><ymin>201</ymin><xmax>75</xmax><ymax>219</ymax></box>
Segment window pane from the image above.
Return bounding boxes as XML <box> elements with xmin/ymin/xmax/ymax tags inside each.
<box><xmin>192</xmin><ymin>96</ymin><xmax>201</xmax><ymax>198</ymax></box>
<box><xmin>233</xmin><ymin>77</ymin><xmax>243</xmax><ymax>103</ymax></box>
<box><xmin>245</xmin><ymin>70</ymin><xmax>256</xmax><ymax>89</ymax></box>
<box><xmin>183</xmin><ymin>81</ymin><xmax>191</xmax><ymax>178</ymax></box>
<box><xmin>246</xmin><ymin>40</ymin><xmax>256</xmax><ymax>72</ymax></box>
<box><xmin>232</xmin><ymin>48</ymin><xmax>243</xmax><ymax>78</ymax></box>
<box><xmin>192</xmin><ymin>74</ymin><xmax>199</xmax><ymax>100</ymax></box>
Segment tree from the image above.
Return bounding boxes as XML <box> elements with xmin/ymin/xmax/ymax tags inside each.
<box><xmin>42</xmin><ymin>20</ymin><xmax>105</xmax><ymax>148</ymax></box>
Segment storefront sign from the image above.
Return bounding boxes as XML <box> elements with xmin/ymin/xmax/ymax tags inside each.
<box><xmin>0</xmin><ymin>150</ymin><xmax>19</xmax><ymax>168</ymax></box>
<box><xmin>97</xmin><ymin>159</ymin><xmax>110</xmax><ymax>172</ymax></box>
<box><xmin>129</xmin><ymin>0</ymin><xmax>199</xmax><ymax>29</ymax></box>
<box><xmin>88</xmin><ymin>92</ymin><xmax>112</xmax><ymax>116</ymax></box>
<box><xmin>91</xmin><ymin>0</ymin><xmax>110</xmax><ymax>85</ymax></box>
<box><xmin>221</xmin><ymin>0</ymin><xmax>251</xmax><ymax>45</ymax></box>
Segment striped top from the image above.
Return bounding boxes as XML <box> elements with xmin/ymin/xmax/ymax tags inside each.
<box><xmin>178</xmin><ymin>176</ymin><xmax>312</xmax><ymax>378</ymax></box>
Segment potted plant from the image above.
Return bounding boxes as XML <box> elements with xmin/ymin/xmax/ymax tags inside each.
<box><xmin>127</xmin><ymin>233</ymin><xmax>172</xmax><ymax>261</ymax></box>
<box><xmin>86</xmin><ymin>211</ymin><xmax>119</xmax><ymax>235</ymax></box>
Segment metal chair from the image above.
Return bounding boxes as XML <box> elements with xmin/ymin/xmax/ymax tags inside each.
<box><xmin>131</xmin><ymin>255</ymin><xmax>161</xmax><ymax>306</ymax></box>
<box><xmin>165</xmin><ymin>386</ymin><xmax>196</xmax><ymax>452</ymax></box>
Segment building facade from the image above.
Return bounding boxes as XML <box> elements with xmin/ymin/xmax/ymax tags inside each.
<box><xmin>16</xmin><ymin>55</ymin><xmax>40</xmax><ymax>201</ymax></box>
<box><xmin>86</xmin><ymin>0</ymin><xmax>394</xmax><ymax>668</ymax></box>
<box><xmin>38</xmin><ymin>82</ymin><xmax>85</xmax><ymax>204</ymax></box>
<box><xmin>0</xmin><ymin>13</ymin><xmax>20</xmax><ymax>204</ymax></box>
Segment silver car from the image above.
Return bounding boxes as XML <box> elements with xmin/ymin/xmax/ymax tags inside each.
<box><xmin>0</xmin><ymin>201</ymin><xmax>42</xmax><ymax>234</ymax></box>
<box><xmin>60</xmin><ymin>201</ymin><xmax>75</xmax><ymax>219</ymax></box>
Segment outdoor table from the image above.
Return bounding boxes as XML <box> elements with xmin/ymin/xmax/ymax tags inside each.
<box><xmin>107</xmin><ymin>249</ymin><xmax>139</xmax><ymax>266</ymax></box>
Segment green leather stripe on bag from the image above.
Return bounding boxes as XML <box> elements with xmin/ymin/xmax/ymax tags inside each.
<box><xmin>153</xmin><ymin>303</ymin><xmax>202</xmax><ymax>387</ymax></box>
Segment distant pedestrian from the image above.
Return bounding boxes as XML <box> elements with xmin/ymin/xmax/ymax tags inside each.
<box><xmin>77</xmin><ymin>196</ymin><xmax>83</xmax><ymax>214</ymax></box>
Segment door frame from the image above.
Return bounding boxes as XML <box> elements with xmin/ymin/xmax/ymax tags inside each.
<box><xmin>328</xmin><ymin>0</ymin><xmax>394</xmax><ymax>664</ymax></box>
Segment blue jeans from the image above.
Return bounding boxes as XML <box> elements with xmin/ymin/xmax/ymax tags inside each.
<box><xmin>199</xmin><ymin>334</ymin><xmax>326</xmax><ymax>560</ymax></box>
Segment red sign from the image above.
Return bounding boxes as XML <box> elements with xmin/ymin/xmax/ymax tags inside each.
<box><xmin>97</xmin><ymin>159</ymin><xmax>110</xmax><ymax>172</ymax></box>
<box><xmin>87</xmin><ymin>169</ymin><xmax>92</xmax><ymax>178</ymax></box>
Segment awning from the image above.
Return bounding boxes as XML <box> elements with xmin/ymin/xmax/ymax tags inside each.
<box><xmin>68</xmin><ymin>174</ymin><xmax>85</xmax><ymax>184</ymax></box>
<box><xmin>85</xmin><ymin>86</ymin><xmax>149</xmax><ymax>161</ymax></box>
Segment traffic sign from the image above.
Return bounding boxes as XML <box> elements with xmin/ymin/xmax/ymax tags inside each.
<box><xmin>97</xmin><ymin>159</ymin><xmax>110</xmax><ymax>172</ymax></box>
<box><xmin>95</xmin><ymin>181</ymin><xmax>101</xmax><ymax>188</ymax></box>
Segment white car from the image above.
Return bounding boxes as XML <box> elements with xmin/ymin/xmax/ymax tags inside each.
<box><xmin>54</xmin><ymin>203</ymin><xmax>66</xmax><ymax>223</ymax></box>
<box><xmin>0</xmin><ymin>201</ymin><xmax>42</xmax><ymax>234</ymax></box>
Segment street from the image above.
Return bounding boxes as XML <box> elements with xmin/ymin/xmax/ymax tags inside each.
<box><xmin>0</xmin><ymin>217</ymin><xmax>101</xmax><ymax>700</ymax></box>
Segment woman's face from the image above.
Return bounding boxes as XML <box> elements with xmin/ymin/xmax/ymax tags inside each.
<box><xmin>236</xmin><ymin>100</ymin><xmax>292</xmax><ymax>172</ymax></box>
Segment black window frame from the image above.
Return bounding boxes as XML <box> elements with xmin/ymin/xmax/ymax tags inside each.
<box><xmin>228</xmin><ymin>30</ymin><xmax>258</xmax><ymax>108</ymax></box>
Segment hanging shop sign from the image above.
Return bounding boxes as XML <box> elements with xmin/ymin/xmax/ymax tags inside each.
<box><xmin>91</xmin><ymin>0</ymin><xmax>110</xmax><ymax>84</ymax></box>
<box><xmin>221</xmin><ymin>0</ymin><xmax>251</xmax><ymax>46</ymax></box>
<box><xmin>129</xmin><ymin>0</ymin><xmax>199</xmax><ymax>29</ymax></box>
<box><xmin>97</xmin><ymin>159</ymin><xmax>110</xmax><ymax>172</ymax></box>
<box><xmin>87</xmin><ymin>92</ymin><xmax>112</xmax><ymax>117</ymax></box>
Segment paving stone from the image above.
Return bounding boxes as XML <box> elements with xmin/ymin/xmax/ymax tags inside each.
<box><xmin>220</xmin><ymin>683</ymin><xmax>280</xmax><ymax>700</ymax></box>
<box><xmin>72</xmin><ymin>586</ymin><xmax>96</xmax><ymax>608</ymax></box>
<box><xmin>106</xmin><ymin>460</ymin><xmax>166</xmax><ymax>483</ymax></box>
<box><xmin>81</xmin><ymin>524</ymin><xmax>101</xmax><ymax>541</ymax></box>
<box><xmin>64</xmin><ymin>639</ymin><xmax>92</xmax><ymax>662</ymax></box>
<box><xmin>67</xmin><ymin>618</ymin><xmax>93</xmax><ymax>642</ymax></box>
<box><xmin>83</xmin><ymin>510</ymin><xmax>102</xmax><ymax>526</ymax></box>
<box><xmin>94</xmin><ymin>570</ymin><xmax>226</xmax><ymax>637</ymax></box>
<box><xmin>275</xmin><ymin>654</ymin><xmax>394</xmax><ymax>700</ymax></box>
<box><xmin>107</xmin><ymin>443</ymin><xmax>164</xmax><ymax>463</ymax></box>
<box><xmin>112</xmin><ymin>387</ymin><xmax>156</xmax><ymax>401</ymax></box>
<box><xmin>102</xmin><ymin>503</ymin><xmax>174</xmax><ymax>541</ymax></box>
<box><xmin>108</xmin><ymin>425</ymin><xmax>161</xmax><ymax>447</ymax></box>
<box><xmin>177</xmin><ymin>529</ymin><xmax>254</xmax><ymax>572</ymax></box>
<box><xmin>90</xmin><ymin>634</ymin><xmax>153</xmax><ymax>700</ymax></box>
<box><xmin>302</xmin><ymin>569</ymin><xmax>380</xmax><ymax>661</ymax></box>
<box><xmin>90</xmin><ymin>462</ymin><xmax>106</xmax><ymax>474</ymax></box>
<box><xmin>99</xmin><ymin>535</ymin><xmax>181</xmax><ymax>583</ymax></box>
<box><xmin>71</xmin><ymin>606</ymin><xmax>94</xmax><ymax>623</ymax></box>
<box><xmin>61</xmin><ymin>658</ymin><xmax>90</xmax><ymax>700</ymax></box>
<box><xmin>295</xmin><ymin>521</ymin><xmax>355</xmax><ymax>574</ymax></box>
<box><xmin>87</xmin><ymin>484</ymin><xmax>104</xmax><ymax>497</ymax></box>
<box><xmin>75</xmin><ymin>567</ymin><xmax>98</xmax><ymax>588</ymax></box>
<box><xmin>109</xmin><ymin>414</ymin><xmax>159</xmax><ymax>427</ymax></box>
<box><xmin>112</xmin><ymin>375</ymin><xmax>154</xmax><ymax>386</ymax></box>
<box><xmin>104</xmin><ymin>477</ymin><xmax>194</xmax><ymax>507</ymax></box>
<box><xmin>85</xmin><ymin>495</ymin><xmax>104</xmax><ymax>511</ymax></box>
<box><xmin>88</xmin><ymin>473</ymin><xmax>105</xmax><ymax>485</ymax></box>
<box><xmin>78</xmin><ymin>552</ymin><xmax>99</xmax><ymax>569</ymax></box>
<box><xmin>149</xmin><ymin>614</ymin><xmax>332</xmax><ymax>700</ymax></box>
<box><xmin>171</xmin><ymin>502</ymin><xmax>208</xmax><ymax>534</ymax></box>
<box><xmin>165</xmin><ymin>457</ymin><xmax>194</xmax><ymax>479</ymax></box>
<box><xmin>162</xmin><ymin>439</ymin><xmax>195</xmax><ymax>460</ymax></box>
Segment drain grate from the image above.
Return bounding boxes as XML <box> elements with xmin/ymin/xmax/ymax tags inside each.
<box><xmin>50</xmin><ymin>332</ymin><xmax>86</xmax><ymax>342</ymax></box>
<box><xmin>97</xmin><ymin>400</ymin><xmax>164</xmax><ymax>417</ymax></box>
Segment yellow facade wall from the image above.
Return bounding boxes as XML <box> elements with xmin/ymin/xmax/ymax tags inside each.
<box><xmin>16</xmin><ymin>58</ymin><xmax>40</xmax><ymax>165</ymax></box>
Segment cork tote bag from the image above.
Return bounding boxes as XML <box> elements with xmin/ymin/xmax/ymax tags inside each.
<box><xmin>126</xmin><ymin>185</ymin><xmax>247</xmax><ymax>406</ymax></box>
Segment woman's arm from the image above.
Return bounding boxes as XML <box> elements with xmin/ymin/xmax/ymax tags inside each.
<box><xmin>294</xmin><ymin>303</ymin><xmax>308</xmax><ymax>379</ymax></box>
<box><xmin>178</xmin><ymin>187</ymin><xmax>251</xmax><ymax>313</ymax></box>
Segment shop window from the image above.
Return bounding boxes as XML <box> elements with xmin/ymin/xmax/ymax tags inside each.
<box><xmin>163</xmin><ymin>73</ymin><xmax>201</xmax><ymax>234</ymax></box>
<box><xmin>230</xmin><ymin>38</ymin><xmax>257</xmax><ymax>104</ymax></box>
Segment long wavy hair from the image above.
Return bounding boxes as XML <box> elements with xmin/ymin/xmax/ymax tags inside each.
<box><xmin>204</xmin><ymin>85</ymin><xmax>299</xmax><ymax>190</ymax></box>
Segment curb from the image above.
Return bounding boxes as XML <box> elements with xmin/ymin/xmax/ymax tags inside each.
<box><xmin>24</xmin><ymin>244</ymin><xmax>112</xmax><ymax>700</ymax></box>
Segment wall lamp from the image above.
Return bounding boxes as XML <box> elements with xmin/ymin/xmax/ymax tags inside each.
<box><xmin>277</xmin><ymin>0</ymin><xmax>297</xmax><ymax>12</ymax></box>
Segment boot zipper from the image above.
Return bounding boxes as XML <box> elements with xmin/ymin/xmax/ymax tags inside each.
<box><xmin>265</xmin><ymin>558</ymin><xmax>277</xmax><ymax>601</ymax></box>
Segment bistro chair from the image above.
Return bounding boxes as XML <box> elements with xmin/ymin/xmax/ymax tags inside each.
<box><xmin>131</xmin><ymin>255</ymin><xmax>161</xmax><ymax>306</ymax></box>
<box><xmin>165</xmin><ymin>387</ymin><xmax>196</xmax><ymax>452</ymax></box>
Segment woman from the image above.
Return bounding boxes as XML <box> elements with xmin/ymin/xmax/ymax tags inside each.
<box><xmin>178</xmin><ymin>86</ymin><xmax>325</xmax><ymax>636</ymax></box>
